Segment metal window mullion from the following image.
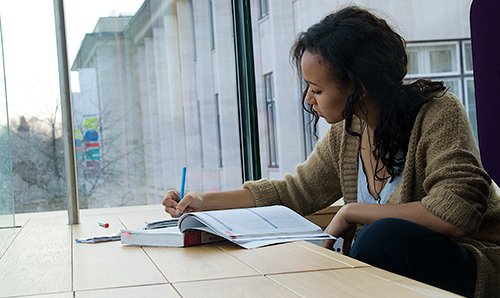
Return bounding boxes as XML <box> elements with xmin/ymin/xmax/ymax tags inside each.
<box><xmin>232</xmin><ymin>0</ymin><xmax>261</xmax><ymax>182</ymax></box>
<box><xmin>53</xmin><ymin>0</ymin><xmax>79</xmax><ymax>224</ymax></box>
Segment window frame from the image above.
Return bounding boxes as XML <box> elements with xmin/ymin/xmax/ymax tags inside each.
<box><xmin>462</xmin><ymin>40</ymin><xmax>474</xmax><ymax>74</ymax></box>
<box><xmin>406</xmin><ymin>40</ymin><xmax>461</xmax><ymax>79</ymax></box>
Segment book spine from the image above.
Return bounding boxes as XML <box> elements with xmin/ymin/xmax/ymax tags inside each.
<box><xmin>183</xmin><ymin>231</ymin><xmax>221</xmax><ymax>246</ymax></box>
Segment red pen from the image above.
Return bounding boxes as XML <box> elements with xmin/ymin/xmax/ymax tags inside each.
<box><xmin>98</xmin><ymin>221</ymin><xmax>109</xmax><ymax>228</ymax></box>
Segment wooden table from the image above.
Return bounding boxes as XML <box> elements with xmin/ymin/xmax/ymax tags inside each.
<box><xmin>0</xmin><ymin>205</ymin><xmax>460</xmax><ymax>297</ymax></box>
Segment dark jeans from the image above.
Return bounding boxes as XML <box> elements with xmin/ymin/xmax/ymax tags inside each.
<box><xmin>349</xmin><ymin>218</ymin><xmax>477</xmax><ymax>297</ymax></box>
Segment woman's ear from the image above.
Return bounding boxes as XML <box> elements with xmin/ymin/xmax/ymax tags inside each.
<box><xmin>359</xmin><ymin>83</ymin><xmax>368</xmax><ymax>98</ymax></box>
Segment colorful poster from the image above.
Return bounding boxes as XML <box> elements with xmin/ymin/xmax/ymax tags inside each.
<box><xmin>73</xmin><ymin>68</ymin><xmax>101</xmax><ymax>171</ymax></box>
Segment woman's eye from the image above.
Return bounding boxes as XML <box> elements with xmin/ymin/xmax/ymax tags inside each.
<box><xmin>311</xmin><ymin>89</ymin><xmax>322</xmax><ymax>95</ymax></box>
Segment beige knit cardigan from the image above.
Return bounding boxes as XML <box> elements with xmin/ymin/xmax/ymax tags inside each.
<box><xmin>243</xmin><ymin>93</ymin><xmax>500</xmax><ymax>298</ymax></box>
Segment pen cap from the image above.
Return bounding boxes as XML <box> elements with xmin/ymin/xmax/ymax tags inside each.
<box><xmin>98</xmin><ymin>221</ymin><xmax>109</xmax><ymax>228</ymax></box>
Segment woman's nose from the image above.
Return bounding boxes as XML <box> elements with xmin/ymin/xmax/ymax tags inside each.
<box><xmin>305</xmin><ymin>88</ymin><xmax>315</xmax><ymax>105</ymax></box>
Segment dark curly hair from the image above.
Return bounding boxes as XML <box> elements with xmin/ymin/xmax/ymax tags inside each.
<box><xmin>291</xmin><ymin>6</ymin><xmax>446</xmax><ymax>180</ymax></box>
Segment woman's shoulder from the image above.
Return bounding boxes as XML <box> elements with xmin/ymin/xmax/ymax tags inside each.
<box><xmin>411</xmin><ymin>90</ymin><xmax>478</xmax><ymax>154</ymax></box>
<box><xmin>417</xmin><ymin>91</ymin><xmax>469</xmax><ymax>126</ymax></box>
<box><xmin>421</xmin><ymin>91</ymin><xmax>465</xmax><ymax>114</ymax></box>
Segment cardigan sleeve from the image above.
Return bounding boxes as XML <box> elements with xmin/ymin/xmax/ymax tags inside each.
<box><xmin>413</xmin><ymin>93</ymin><xmax>490</xmax><ymax>236</ymax></box>
<box><xmin>243</xmin><ymin>122</ymin><xmax>345</xmax><ymax>216</ymax></box>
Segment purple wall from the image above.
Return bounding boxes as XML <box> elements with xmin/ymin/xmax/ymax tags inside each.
<box><xmin>470</xmin><ymin>0</ymin><xmax>500</xmax><ymax>183</ymax></box>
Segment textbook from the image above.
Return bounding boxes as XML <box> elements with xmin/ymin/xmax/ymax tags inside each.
<box><xmin>121</xmin><ymin>226</ymin><xmax>223</xmax><ymax>247</ymax></box>
<box><xmin>120</xmin><ymin>205</ymin><xmax>335</xmax><ymax>249</ymax></box>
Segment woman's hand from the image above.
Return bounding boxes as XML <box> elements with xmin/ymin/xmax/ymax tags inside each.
<box><xmin>322</xmin><ymin>204</ymin><xmax>356</xmax><ymax>255</ymax></box>
<box><xmin>162</xmin><ymin>190</ymin><xmax>204</xmax><ymax>217</ymax></box>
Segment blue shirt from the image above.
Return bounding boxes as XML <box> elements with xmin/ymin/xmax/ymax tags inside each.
<box><xmin>357</xmin><ymin>152</ymin><xmax>403</xmax><ymax>204</ymax></box>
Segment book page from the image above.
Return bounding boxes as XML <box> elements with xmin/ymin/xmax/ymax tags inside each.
<box><xmin>179</xmin><ymin>205</ymin><xmax>333</xmax><ymax>242</ymax></box>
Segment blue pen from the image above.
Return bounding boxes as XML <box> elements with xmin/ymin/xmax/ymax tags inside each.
<box><xmin>180</xmin><ymin>166</ymin><xmax>187</xmax><ymax>201</ymax></box>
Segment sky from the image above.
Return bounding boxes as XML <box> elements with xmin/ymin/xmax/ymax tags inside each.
<box><xmin>0</xmin><ymin>0</ymin><xmax>144</xmax><ymax>120</ymax></box>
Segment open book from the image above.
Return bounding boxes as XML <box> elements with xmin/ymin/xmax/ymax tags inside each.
<box><xmin>121</xmin><ymin>205</ymin><xmax>335</xmax><ymax>249</ymax></box>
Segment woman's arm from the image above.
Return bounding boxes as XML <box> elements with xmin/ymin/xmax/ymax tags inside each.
<box><xmin>343</xmin><ymin>202</ymin><xmax>467</xmax><ymax>237</ymax></box>
<box><xmin>414</xmin><ymin>94</ymin><xmax>489</xmax><ymax>236</ymax></box>
<box><xmin>163</xmin><ymin>188</ymin><xmax>256</xmax><ymax>217</ymax></box>
<box><xmin>323</xmin><ymin>201</ymin><xmax>468</xmax><ymax>253</ymax></box>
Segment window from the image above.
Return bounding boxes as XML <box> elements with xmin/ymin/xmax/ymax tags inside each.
<box><xmin>406</xmin><ymin>40</ymin><xmax>477</xmax><ymax>141</ymax></box>
<box><xmin>407</xmin><ymin>42</ymin><xmax>460</xmax><ymax>77</ymax></box>
<box><xmin>66</xmin><ymin>0</ymin><xmax>242</xmax><ymax>207</ymax></box>
<box><xmin>441</xmin><ymin>78</ymin><xmax>463</xmax><ymax>100</ymax></box>
<box><xmin>302</xmin><ymin>108</ymin><xmax>317</xmax><ymax>159</ymax></box>
<box><xmin>250</xmin><ymin>1</ymin><xmax>476</xmax><ymax>181</ymax></box>
<box><xmin>300</xmin><ymin>80</ymin><xmax>318</xmax><ymax>159</ymax></box>
<box><xmin>197</xmin><ymin>99</ymin><xmax>205</xmax><ymax>169</ymax></box>
<box><xmin>0</xmin><ymin>18</ymin><xmax>15</xmax><ymax>227</ymax></box>
<box><xmin>215</xmin><ymin>94</ymin><xmax>223</xmax><ymax>168</ymax></box>
<box><xmin>209</xmin><ymin>0</ymin><xmax>216</xmax><ymax>51</ymax></box>
<box><xmin>0</xmin><ymin>0</ymin><xmax>478</xmax><ymax>218</ymax></box>
<box><xmin>259</xmin><ymin>0</ymin><xmax>269</xmax><ymax>19</ymax></box>
<box><xmin>1</xmin><ymin>1</ymin><xmax>68</xmax><ymax>213</ymax></box>
<box><xmin>264</xmin><ymin>73</ymin><xmax>278</xmax><ymax>167</ymax></box>
<box><xmin>463</xmin><ymin>41</ymin><xmax>474</xmax><ymax>73</ymax></box>
<box><xmin>465</xmin><ymin>77</ymin><xmax>478</xmax><ymax>141</ymax></box>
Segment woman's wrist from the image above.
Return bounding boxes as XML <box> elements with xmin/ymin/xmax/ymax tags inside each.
<box><xmin>200</xmin><ymin>188</ymin><xmax>256</xmax><ymax>211</ymax></box>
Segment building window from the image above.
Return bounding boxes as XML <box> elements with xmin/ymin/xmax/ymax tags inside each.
<box><xmin>405</xmin><ymin>39</ymin><xmax>477</xmax><ymax>141</ymax></box>
<box><xmin>462</xmin><ymin>41</ymin><xmax>473</xmax><ymax>73</ymax></box>
<box><xmin>209</xmin><ymin>0</ymin><xmax>216</xmax><ymax>51</ymax></box>
<box><xmin>406</xmin><ymin>42</ymin><xmax>460</xmax><ymax>77</ymax></box>
<box><xmin>259</xmin><ymin>0</ymin><xmax>269</xmax><ymax>19</ymax></box>
<box><xmin>264</xmin><ymin>73</ymin><xmax>278</xmax><ymax>167</ymax></box>
<box><xmin>197</xmin><ymin>99</ymin><xmax>205</xmax><ymax>168</ymax></box>
<box><xmin>301</xmin><ymin>80</ymin><xmax>317</xmax><ymax>159</ymax></box>
<box><xmin>464</xmin><ymin>77</ymin><xmax>478</xmax><ymax>141</ymax></box>
<box><xmin>440</xmin><ymin>78</ymin><xmax>462</xmax><ymax>99</ymax></box>
<box><xmin>215</xmin><ymin>94</ymin><xmax>223</xmax><ymax>168</ymax></box>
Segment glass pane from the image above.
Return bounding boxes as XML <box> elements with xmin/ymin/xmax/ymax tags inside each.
<box><xmin>463</xmin><ymin>41</ymin><xmax>473</xmax><ymax>72</ymax></box>
<box><xmin>465</xmin><ymin>78</ymin><xmax>478</xmax><ymax>141</ymax></box>
<box><xmin>407</xmin><ymin>50</ymin><xmax>419</xmax><ymax>75</ymax></box>
<box><xmin>0</xmin><ymin>17</ymin><xmax>15</xmax><ymax>228</ymax></box>
<box><xmin>0</xmin><ymin>1</ymin><xmax>68</xmax><ymax>213</ymax></box>
<box><xmin>441</xmin><ymin>79</ymin><xmax>462</xmax><ymax>103</ymax></box>
<box><xmin>406</xmin><ymin>43</ymin><xmax>460</xmax><ymax>76</ymax></box>
<box><xmin>250</xmin><ymin>1</ymin><xmax>474</xmax><ymax>179</ymax></box>
<box><xmin>65</xmin><ymin>0</ymin><xmax>242</xmax><ymax>208</ymax></box>
<box><xmin>429</xmin><ymin>49</ymin><xmax>453</xmax><ymax>73</ymax></box>
<box><xmin>259</xmin><ymin>0</ymin><xmax>269</xmax><ymax>19</ymax></box>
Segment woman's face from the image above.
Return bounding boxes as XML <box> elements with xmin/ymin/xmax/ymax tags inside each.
<box><xmin>301</xmin><ymin>51</ymin><xmax>351</xmax><ymax>124</ymax></box>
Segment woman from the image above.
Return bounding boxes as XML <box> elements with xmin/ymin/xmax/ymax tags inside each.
<box><xmin>163</xmin><ymin>6</ymin><xmax>500</xmax><ymax>298</ymax></box>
